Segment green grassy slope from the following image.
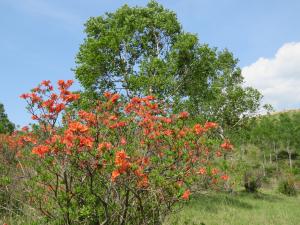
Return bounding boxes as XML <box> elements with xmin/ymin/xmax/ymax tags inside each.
<box><xmin>165</xmin><ymin>190</ymin><xmax>300</xmax><ymax>225</ymax></box>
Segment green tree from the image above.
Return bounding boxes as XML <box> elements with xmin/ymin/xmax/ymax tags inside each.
<box><xmin>278</xmin><ymin>113</ymin><xmax>299</xmax><ymax>170</ymax></box>
<box><xmin>0</xmin><ymin>103</ymin><xmax>14</xmax><ymax>134</ymax></box>
<box><xmin>176</xmin><ymin>45</ymin><xmax>262</xmax><ymax>130</ymax></box>
<box><xmin>75</xmin><ymin>0</ymin><xmax>262</xmax><ymax>130</ymax></box>
<box><xmin>246</xmin><ymin>111</ymin><xmax>300</xmax><ymax>173</ymax></box>
<box><xmin>75</xmin><ymin>0</ymin><xmax>180</xmax><ymax>98</ymax></box>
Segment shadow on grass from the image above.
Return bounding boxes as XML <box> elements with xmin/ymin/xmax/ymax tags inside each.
<box><xmin>238</xmin><ymin>190</ymin><xmax>283</xmax><ymax>202</ymax></box>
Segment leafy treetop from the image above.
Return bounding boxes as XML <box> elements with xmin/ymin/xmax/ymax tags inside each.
<box><xmin>0</xmin><ymin>102</ymin><xmax>14</xmax><ymax>134</ymax></box>
<box><xmin>75</xmin><ymin>0</ymin><xmax>262</xmax><ymax>131</ymax></box>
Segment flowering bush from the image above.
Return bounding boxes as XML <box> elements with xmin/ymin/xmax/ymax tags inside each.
<box><xmin>3</xmin><ymin>80</ymin><xmax>232</xmax><ymax>225</ymax></box>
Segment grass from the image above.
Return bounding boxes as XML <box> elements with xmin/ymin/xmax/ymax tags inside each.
<box><xmin>165</xmin><ymin>190</ymin><xmax>300</xmax><ymax>225</ymax></box>
<box><xmin>1</xmin><ymin>190</ymin><xmax>299</xmax><ymax>225</ymax></box>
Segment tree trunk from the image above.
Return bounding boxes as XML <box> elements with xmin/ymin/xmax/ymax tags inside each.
<box><xmin>273</xmin><ymin>141</ymin><xmax>279</xmax><ymax>172</ymax></box>
<box><xmin>263</xmin><ymin>152</ymin><xmax>266</xmax><ymax>176</ymax></box>
<box><xmin>288</xmin><ymin>149</ymin><xmax>293</xmax><ymax>170</ymax></box>
<box><xmin>287</xmin><ymin>141</ymin><xmax>292</xmax><ymax>170</ymax></box>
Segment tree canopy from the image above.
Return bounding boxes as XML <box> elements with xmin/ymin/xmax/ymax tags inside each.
<box><xmin>75</xmin><ymin>0</ymin><xmax>262</xmax><ymax>130</ymax></box>
<box><xmin>0</xmin><ymin>102</ymin><xmax>14</xmax><ymax>134</ymax></box>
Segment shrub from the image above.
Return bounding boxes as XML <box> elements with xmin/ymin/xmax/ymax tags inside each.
<box><xmin>278</xmin><ymin>177</ymin><xmax>297</xmax><ymax>196</ymax></box>
<box><xmin>0</xmin><ymin>133</ymin><xmax>24</xmax><ymax>216</ymax></box>
<box><xmin>291</xmin><ymin>163</ymin><xmax>300</xmax><ymax>175</ymax></box>
<box><xmin>2</xmin><ymin>80</ymin><xmax>232</xmax><ymax>225</ymax></box>
<box><xmin>243</xmin><ymin>169</ymin><xmax>263</xmax><ymax>193</ymax></box>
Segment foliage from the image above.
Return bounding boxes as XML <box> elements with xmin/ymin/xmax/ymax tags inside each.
<box><xmin>243</xmin><ymin>169</ymin><xmax>263</xmax><ymax>193</ymax></box>
<box><xmin>75</xmin><ymin>0</ymin><xmax>180</xmax><ymax>97</ymax></box>
<box><xmin>0</xmin><ymin>133</ymin><xmax>24</xmax><ymax>217</ymax></box>
<box><xmin>74</xmin><ymin>0</ymin><xmax>262</xmax><ymax>130</ymax></box>
<box><xmin>0</xmin><ymin>103</ymin><xmax>14</xmax><ymax>134</ymax></box>
<box><xmin>226</xmin><ymin>109</ymin><xmax>300</xmax><ymax>191</ymax></box>
<box><xmin>278</xmin><ymin>177</ymin><xmax>297</xmax><ymax>196</ymax></box>
<box><xmin>2</xmin><ymin>80</ymin><xmax>232</xmax><ymax>225</ymax></box>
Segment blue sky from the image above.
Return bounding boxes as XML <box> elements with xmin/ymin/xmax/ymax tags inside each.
<box><xmin>1</xmin><ymin>0</ymin><xmax>300</xmax><ymax>126</ymax></box>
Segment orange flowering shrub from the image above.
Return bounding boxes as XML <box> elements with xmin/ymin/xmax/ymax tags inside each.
<box><xmin>8</xmin><ymin>80</ymin><xmax>232</xmax><ymax>225</ymax></box>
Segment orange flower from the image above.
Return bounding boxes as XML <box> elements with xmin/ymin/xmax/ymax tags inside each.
<box><xmin>216</xmin><ymin>150</ymin><xmax>222</xmax><ymax>157</ymax></box>
<box><xmin>109</xmin><ymin>121</ymin><xmax>127</xmax><ymax>129</ymax></box>
<box><xmin>29</xmin><ymin>93</ymin><xmax>42</xmax><ymax>103</ymax></box>
<box><xmin>21</xmin><ymin>126</ymin><xmax>29</xmax><ymax>131</ymax></box>
<box><xmin>134</xmin><ymin>168</ymin><xmax>144</xmax><ymax>177</ymax></box>
<box><xmin>221</xmin><ymin>140</ymin><xmax>233</xmax><ymax>150</ymax></box>
<box><xmin>98</xmin><ymin>142</ymin><xmax>112</xmax><ymax>152</ymax></box>
<box><xmin>211</xmin><ymin>168</ymin><xmax>219</xmax><ymax>175</ymax></box>
<box><xmin>221</xmin><ymin>174</ymin><xmax>229</xmax><ymax>181</ymax></box>
<box><xmin>110</xmin><ymin>93</ymin><xmax>120</xmax><ymax>103</ymax></box>
<box><xmin>64</xmin><ymin>93</ymin><xmax>80</xmax><ymax>102</ymax></box>
<box><xmin>79</xmin><ymin>137</ymin><xmax>94</xmax><ymax>148</ymax></box>
<box><xmin>115</xmin><ymin>150</ymin><xmax>131</xmax><ymax>173</ymax></box>
<box><xmin>78</xmin><ymin>110</ymin><xmax>96</xmax><ymax>123</ymax></box>
<box><xmin>120</xmin><ymin>137</ymin><xmax>127</xmax><ymax>145</ymax></box>
<box><xmin>32</xmin><ymin>87</ymin><xmax>41</xmax><ymax>92</ymax></box>
<box><xmin>204</xmin><ymin>122</ymin><xmax>218</xmax><ymax>129</ymax></box>
<box><xmin>178</xmin><ymin>128</ymin><xmax>188</xmax><ymax>138</ymax></box>
<box><xmin>131</xmin><ymin>97</ymin><xmax>142</xmax><ymax>104</ymax></box>
<box><xmin>181</xmin><ymin>189</ymin><xmax>191</xmax><ymax>200</ymax></box>
<box><xmin>149</xmin><ymin>103</ymin><xmax>158</xmax><ymax>110</ymax></box>
<box><xmin>60</xmin><ymin>89</ymin><xmax>70</xmax><ymax>96</ymax></box>
<box><xmin>161</xmin><ymin>117</ymin><xmax>172</xmax><ymax>124</ymax></box>
<box><xmin>69</xmin><ymin>121</ymin><xmax>88</xmax><ymax>133</ymax></box>
<box><xmin>22</xmin><ymin>136</ymin><xmax>37</xmax><ymax>144</ymax></box>
<box><xmin>138</xmin><ymin>157</ymin><xmax>149</xmax><ymax>166</ymax></box>
<box><xmin>137</xmin><ymin>175</ymin><xmax>149</xmax><ymax>188</ymax></box>
<box><xmin>49</xmin><ymin>135</ymin><xmax>61</xmax><ymax>144</ymax></box>
<box><xmin>42</xmin><ymin>99</ymin><xmax>54</xmax><ymax>108</ymax></box>
<box><xmin>49</xmin><ymin>94</ymin><xmax>57</xmax><ymax>101</ymax></box>
<box><xmin>54</xmin><ymin>103</ymin><xmax>65</xmax><ymax>114</ymax></box>
<box><xmin>108</xmin><ymin>115</ymin><xmax>118</xmax><ymax>121</ymax></box>
<box><xmin>32</xmin><ymin>145</ymin><xmax>50</xmax><ymax>157</ymax></box>
<box><xmin>194</xmin><ymin>124</ymin><xmax>204</xmax><ymax>135</ymax></box>
<box><xmin>58</xmin><ymin>80</ymin><xmax>73</xmax><ymax>90</ymax></box>
<box><xmin>41</xmin><ymin>80</ymin><xmax>51</xmax><ymax>86</ymax></box>
<box><xmin>163</xmin><ymin>129</ymin><xmax>173</xmax><ymax>136</ymax></box>
<box><xmin>111</xmin><ymin>170</ymin><xmax>120</xmax><ymax>182</ymax></box>
<box><xmin>145</xmin><ymin>95</ymin><xmax>155</xmax><ymax>100</ymax></box>
<box><xmin>20</xmin><ymin>93</ymin><xmax>30</xmax><ymax>99</ymax></box>
<box><xmin>198</xmin><ymin>167</ymin><xmax>206</xmax><ymax>175</ymax></box>
<box><xmin>66</xmin><ymin>80</ymin><xmax>73</xmax><ymax>87</ymax></box>
<box><xmin>63</xmin><ymin>130</ymin><xmax>75</xmax><ymax>148</ymax></box>
<box><xmin>115</xmin><ymin>150</ymin><xmax>129</xmax><ymax>166</ymax></box>
<box><xmin>179</xmin><ymin>111</ymin><xmax>189</xmax><ymax>119</ymax></box>
<box><xmin>104</xmin><ymin>92</ymin><xmax>112</xmax><ymax>99</ymax></box>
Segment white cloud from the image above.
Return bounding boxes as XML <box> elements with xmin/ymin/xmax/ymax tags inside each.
<box><xmin>242</xmin><ymin>42</ymin><xmax>300</xmax><ymax>111</ymax></box>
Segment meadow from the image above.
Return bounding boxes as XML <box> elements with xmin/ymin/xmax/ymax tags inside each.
<box><xmin>166</xmin><ymin>190</ymin><xmax>300</xmax><ymax>225</ymax></box>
